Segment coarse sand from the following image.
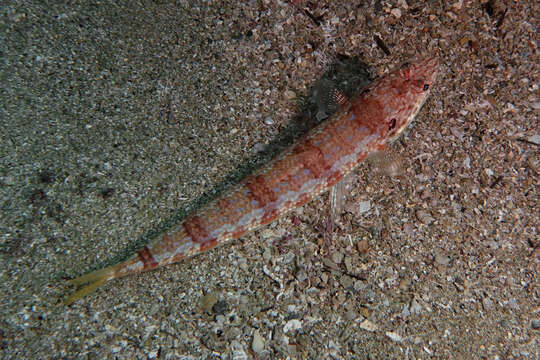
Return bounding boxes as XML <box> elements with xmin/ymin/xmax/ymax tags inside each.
<box><xmin>1</xmin><ymin>1</ymin><xmax>538</xmax><ymax>358</ymax></box>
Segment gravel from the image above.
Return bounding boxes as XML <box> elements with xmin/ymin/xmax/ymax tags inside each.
<box><xmin>1</xmin><ymin>0</ymin><xmax>538</xmax><ymax>359</ymax></box>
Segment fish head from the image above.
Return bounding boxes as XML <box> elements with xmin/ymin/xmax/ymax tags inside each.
<box><xmin>379</xmin><ymin>57</ymin><xmax>439</xmax><ymax>144</ymax></box>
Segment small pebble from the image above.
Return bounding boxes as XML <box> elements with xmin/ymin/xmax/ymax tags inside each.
<box><xmin>357</xmin><ymin>200</ymin><xmax>371</xmax><ymax>214</ymax></box>
<box><xmin>252</xmin><ymin>330</ymin><xmax>265</xmax><ymax>353</ymax></box>
<box><xmin>359</xmin><ymin>306</ymin><xmax>370</xmax><ymax>318</ymax></box>
<box><xmin>359</xmin><ymin>319</ymin><xmax>378</xmax><ymax>332</ymax></box>
<box><xmin>386</xmin><ymin>331</ymin><xmax>403</xmax><ymax>343</ymax></box>
<box><xmin>260</xmin><ymin>228</ymin><xmax>279</xmax><ymax>239</ymax></box>
<box><xmin>253</xmin><ymin>142</ymin><xmax>266</xmax><ymax>152</ymax></box>
<box><xmin>283</xmin><ymin>319</ymin><xmax>302</xmax><ymax>333</ymax></box>
<box><xmin>435</xmin><ymin>253</ymin><xmax>451</xmax><ymax>266</ymax></box>
<box><xmin>262</xmin><ymin>247</ymin><xmax>273</xmax><ymax>262</ymax></box>
<box><xmin>403</xmin><ymin>222</ymin><xmax>414</xmax><ymax>236</ymax></box>
<box><xmin>345</xmin><ymin>309</ymin><xmax>357</xmax><ymax>321</ymax></box>
<box><xmin>331</xmin><ymin>251</ymin><xmax>344</xmax><ymax>265</ymax></box>
<box><xmin>354</xmin><ymin>280</ymin><xmax>367</xmax><ymax>291</ymax></box>
<box><xmin>402</xmin><ymin>304</ymin><xmax>411</xmax><ymax>318</ymax></box>
<box><xmin>316</xmin><ymin>109</ymin><xmax>328</xmax><ymax>121</ymax></box>
<box><xmin>339</xmin><ymin>274</ymin><xmax>354</xmax><ymax>289</ymax></box>
<box><xmin>212</xmin><ymin>300</ymin><xmax>229</xmax><ymax>315</ymax></box>
<box><xmin>416</xmin><ymin>210</ymin><xmax>435</xmax><ymax>225</ymax></box>
<box><xmin>230</xmin><ymin>340</ymin><xmax>247</xmax><ymax>360</ymax></box>
<box><xmin>356</xmin><ymin>239</ymin><xmax>370</xmax><ymax>254</ymax></box>
<box><xmin>281</xmin><ymin>251</ymin><xmax>295</xmax><ymax>264</ymax></box>
<box><xmin>390</xmin><ymin>8</ymin><xmax>402</xmax><ymax>18</ymax></box>
<box><xmin>529</xmin><ymin>102</ymin><xmax>540</xmax><ymax>110</ymax></box>
<box><xmin>284</xmin><ymin>90</ymin><xmax>296</xmax><ymax>99</ymax></box>
<box><xmin>482</xmin><ymin>297</ymin><xmax>494</xmax><ymax>310</ymax></box>
<box><xmin>215</xmin><ymin>314</ymin><xmax>226</xmax><ymax>327</ymax></box>
<box><xmin>344</xmin><ymin>256</ymin><xmax>353</xmax><ymax>273</ymax></box>
<box><xmin>264</xmin><ymin>116</ymin><xmax>274</xmax><ymax>125</ymax></box>
<box><xmin>399</xmin><ymin>278</ymin><xmax>410</xmax><ymax>291</ymax></box>
<box><xmin>238</xmin><ymin>257</ymin><xmax>249</xmax><ymax>272</ymax></box>
<box><xmin>323</xmin><ymin>257</ymin><xmax>340</xmax><ymax>271</ymax></box>
<box><xmin>200</xmin><ymin>294</ymin><xmax>218</xmax><ymax>313</ymax></box>
<box><xmin>527</xmin><ymin>134</ymin><xmax>540</xmax><ymax>145</ymax></box>
<box><xmin>452</xmin><ymin>0</ymin><xmax>463</xmax><ymax>10</ymax></box>
<box><xmin>320</xmin><ymin>273</ymin><xmax>329</xmax><ymax>284</ymax></box>
<box><xmin>410</xmin><ymin>299</ymin><xmax>423</xmax><ymax>314</ymax></box>
<box><xmin>295</xmin><ymin>268</ymin><xmax>308</xmax><ymax>282</ymax></box>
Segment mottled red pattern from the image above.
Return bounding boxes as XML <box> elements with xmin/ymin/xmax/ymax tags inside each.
<box><xmin>261</xmin><ymin>208</ymin><xmax>280</xmax><ymax>225</ymax></box>
<box><xmin>231</xmin><ymin>226</ymin><xmax>246</xmax><ymax>239</ymax></box>
<box><xmin>107</xmin><ymin>58</ymin><xmax>439</xmax><ymax>281</ymax></box>
<box><xmin>245</xmin><ymin>175</ymin><xmax>278</xmax><ymax>206</ymax></box>
<box><xmin>292</xmin><ymin>140</ymin><xmax>331</xmax><ymax>178</ymax></box>
<box><xmin>183</xmin><ymin>216</ymin><xmax>213</xmax><ymax>244</ymax></box>
<box><xmin>137</xmin><ymin>246</ymin><xmax>158</xmax><ymax>270</ymax></box>
<box><xmin>293</xmin><ymin>193</ymin><xmax>311</xmax><ymax>208</ymax></box>
<box><xmin>200</xmin><ymin>238</ymin><xmax>219</xmax><ymax>252</ymax></box>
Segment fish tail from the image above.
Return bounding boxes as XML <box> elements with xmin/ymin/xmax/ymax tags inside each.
<box><xmin>64</xmin><ymin>265</ymin><xmax>117</xmax><ymax>305</ymax></box>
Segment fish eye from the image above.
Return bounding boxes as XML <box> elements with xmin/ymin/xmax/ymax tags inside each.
<box><xmin>388</xmin><ymin>118</ymin><xmax>396</xmax><ymax>131</ymax></box>
<box><xmin>423</xmin><ymin>83</ymin><xmax>430</xmax><ymax>91</ymax></box>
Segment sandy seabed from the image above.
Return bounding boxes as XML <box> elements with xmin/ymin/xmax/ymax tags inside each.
<box><xmin>1</xmin><ymin>1</ymin><xmax>538</xmax><ymax>359</ymax></box>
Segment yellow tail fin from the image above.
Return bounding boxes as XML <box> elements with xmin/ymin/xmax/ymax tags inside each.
<box><xmin>64</xmin><ymin>265</ymin><xmax>116</xmax><ymax>305</ymax></box>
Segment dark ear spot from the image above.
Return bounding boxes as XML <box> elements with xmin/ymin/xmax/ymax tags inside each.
<box><xmin>423</xmin><ymin>83</ymin><xmax>430</xmax><ymax>91</ymax></box>
<box><xmin>389</xmin><ymin>118</ymin><xmax>396</xmax><ymax>131</ymax></box>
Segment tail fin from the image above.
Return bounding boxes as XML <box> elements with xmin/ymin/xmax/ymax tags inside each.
<box><xmin>64</xmin><ymin>265</ymin><xmax>116</xmax><ymax>305</ymax></box>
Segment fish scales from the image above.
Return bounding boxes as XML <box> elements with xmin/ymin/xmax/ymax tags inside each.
<box><xmin>65</xmin><ymin>58</ymin><xmax>439</xmax><ymax>305</ymax></box>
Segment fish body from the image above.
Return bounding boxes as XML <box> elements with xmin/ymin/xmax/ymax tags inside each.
<box><xmin>65</xmin><ymin>58</ymin><xmax>439</xmax><ymax>305</ymax></box>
